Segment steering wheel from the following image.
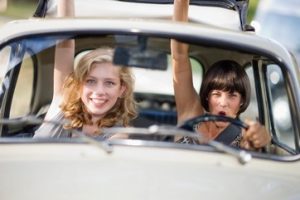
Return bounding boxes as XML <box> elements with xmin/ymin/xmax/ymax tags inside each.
<box><xmin>178</xmin><ymin>114</ymin><xmax>249</xmax><ymax>132</ymax></box>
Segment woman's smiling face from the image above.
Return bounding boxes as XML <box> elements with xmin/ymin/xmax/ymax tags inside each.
<box><xmin>81</xmin><ymin>62</ymin><xmax>126</xmax><ymax>120</ymax></box>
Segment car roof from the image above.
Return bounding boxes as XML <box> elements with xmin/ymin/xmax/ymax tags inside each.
<box><xmin>0</xmin><ymin>18</ymin><xmax>296</xmax><ymax>69</ymax></box>
<box><xmin>34</xmin><ymin>0</ymin><xmax>250</xmax><ymax>31</ymax></box>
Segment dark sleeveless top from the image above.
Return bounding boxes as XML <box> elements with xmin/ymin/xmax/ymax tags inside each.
<box><xmin>177</xmin><ymin>124</ymin><xmax>243</xmax><ymax>148</ymax></box>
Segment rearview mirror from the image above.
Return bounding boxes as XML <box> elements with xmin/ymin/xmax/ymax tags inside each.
<box><xmin>113</xmin><ymin>47</ymin><xmax>167</xmax><ymax>70</ymax></box>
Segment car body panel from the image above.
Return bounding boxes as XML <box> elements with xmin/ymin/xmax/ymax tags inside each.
<box><xmin>0</xmin><ymin>141</ymin><xmax>300</xmax><ymax>200</ymax></box>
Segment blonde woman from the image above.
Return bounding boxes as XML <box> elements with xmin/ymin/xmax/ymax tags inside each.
<box><xmin>34</xmin><ymin>0</ymin><xmax>137</xmax><ymax>138</ymax></box>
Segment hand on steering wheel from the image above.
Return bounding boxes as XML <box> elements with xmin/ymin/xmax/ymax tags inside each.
<box><xmin>178</xmin><ymin>114</ymin><xmax>248</xmax><ymax>131</ymax></box>
<box><xmin>178</xmin><ymin>114</ymin><xmax>270</xmax><ymax>150</ymax></box>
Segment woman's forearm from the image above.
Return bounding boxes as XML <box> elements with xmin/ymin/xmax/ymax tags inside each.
<box><xmin>57</xmin><ymin>0</ymin><xmax>74</xmax><ymax>17</ymax></box>
<box><xmin>53</xmin><ymin>0</ymin><xmax>75</xmax><ymax>97</ymax></box>
<box><xmin>171</xmin><ymin>0</ymin><xmax>203</xmax><ymax>122</ymax></box>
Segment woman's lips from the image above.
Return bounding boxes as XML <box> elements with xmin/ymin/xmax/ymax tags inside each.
<box><xmin>218</xmin><ymin>111</ymin><xmax>226</xmax><ymax>116</ymax></box>
<box><xmin>90</xmin><ymin>98</ymin><xmax>107</xmax><ymax>107</ymax></box>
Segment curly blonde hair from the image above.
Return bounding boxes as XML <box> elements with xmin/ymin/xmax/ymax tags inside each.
<box><xmin>60</xmin><ymin>48</ymin><xmax>137</xmax><ymax>129</ymax></box>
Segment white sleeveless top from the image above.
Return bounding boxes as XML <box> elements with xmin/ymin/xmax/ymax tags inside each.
<box><xmin>33</xmin><ymin>96</ymin><xmax>71</xmax><ymax>138</ymax></box>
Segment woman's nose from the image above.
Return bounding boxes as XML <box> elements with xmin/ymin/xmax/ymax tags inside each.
<box><xmin>219</xmin><ymin>94</ymin><xmax>229</xmax><ymax>107</ymax></box>
<box><xmin>95</xmin><ymin>83</ymin><xmax>106</xmax><ymax>94</ymax></box>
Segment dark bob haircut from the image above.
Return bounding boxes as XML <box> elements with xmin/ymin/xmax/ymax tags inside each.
<box><xmin>199</xmin><ymin>60</ymin><xmax>251</xmax><ymax>115</ymax></box>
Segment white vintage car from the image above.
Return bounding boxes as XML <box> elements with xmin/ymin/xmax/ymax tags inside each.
<box><xmin>0</xmin><ymin>0</ymin><xmax>300</xmax><ymax>200</ymax></box>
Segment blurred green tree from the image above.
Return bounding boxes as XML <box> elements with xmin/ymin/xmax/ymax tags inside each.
<box><xmin>1</xmin><ymin>0</ymin><xmax>37</xmax><ymax>18</ymax></box>
<box><xmin>248</xmin><ymin>0</ymin><xmax>259</xmax><ymax>22</ymax></box>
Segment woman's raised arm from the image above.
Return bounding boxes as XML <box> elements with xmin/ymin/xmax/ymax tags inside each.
<box><xmin>53</xmin><ymin>0</ymin><xmax>75</xmax><ymax>97</ymax></box>
<box><xmin>171</xmin><ymin>0</ymin><xmax>203</xmax><ymax>123</ymax></box>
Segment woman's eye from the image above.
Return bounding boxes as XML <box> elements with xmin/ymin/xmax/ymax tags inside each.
<box><xmin>105</xmin><ymin>81</ymin><xmax>116</xmax><ymax>87</ymax></box>
<box><xmin>229</xmin><ymin>92</ymin><xmax>239</xmax><ymax>98</ymax></box>
<box><xmin>211</xmin><ymin>91</ymin><xmax>221</xmax><ymax>96</ymax></box>
<box><xmin>86</xmin><ymin>79</ymin><xmax>96</xmax><ymax>85</ymax></box>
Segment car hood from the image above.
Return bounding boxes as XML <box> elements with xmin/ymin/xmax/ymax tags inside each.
<box><xmin>0</xmin><ymin>141</ymin><xmax>300</xmax><ymax>200</ymax></box>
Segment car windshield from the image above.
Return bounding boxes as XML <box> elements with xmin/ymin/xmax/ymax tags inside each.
<box><xmin>0</xmin><ymin>31</ymin><xmax>298</xmax><ymax>158</ymax></box>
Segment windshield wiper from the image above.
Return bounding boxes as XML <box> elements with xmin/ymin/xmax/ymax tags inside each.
<box><xmin>102</xmin><ymin>125</ymin><xmax>252</xmax><ymax>164</ymax></box>
<box><xmin>71</xmin><ymin>129</ymin><xmax>113</xmax><ymax>153</ymax></box>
